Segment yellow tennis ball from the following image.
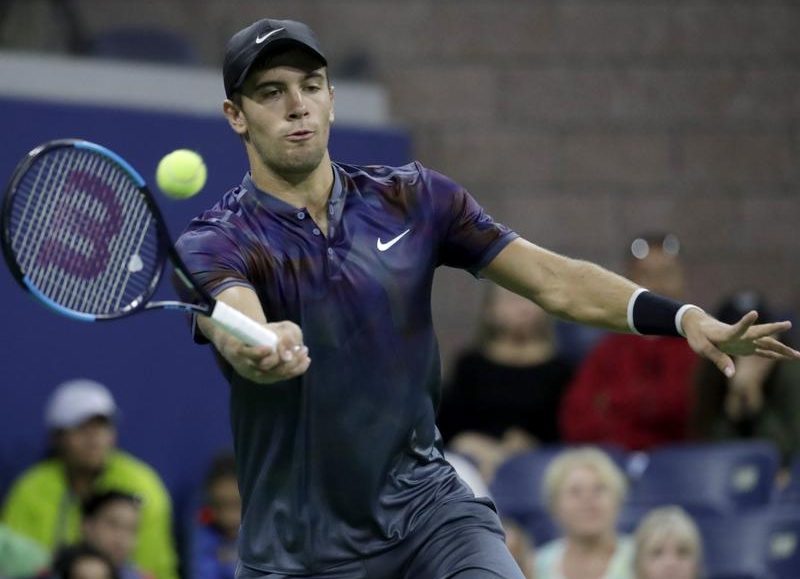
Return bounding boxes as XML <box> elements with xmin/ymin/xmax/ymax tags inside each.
<box><xmin>156</xmin><ymin>149</ymin><xmax>207</xmax><ymax>199</ymax></box>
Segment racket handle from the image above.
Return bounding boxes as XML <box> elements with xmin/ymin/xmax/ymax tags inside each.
<box><xmin>209</xmin><ymin>301</ymin><xmax>279</xmax><ymax>348</ymax></box>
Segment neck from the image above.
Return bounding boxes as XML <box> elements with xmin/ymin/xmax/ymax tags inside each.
<box><xmin>67</xmin><ymin>466</ymin><xmax>102</xmax><ymax>499</ymax></box>
<box><xmin>566</xmin><ymin>532</ymin><xmax>617</xmax><ymax>554</ymax></box>
<box><xmin>482</xmin><ymin>338</ymin><xmax>555</xmax><ymax>366</ymax></box>
<box><xmin>249</xmin><ymin>151</ymin><xmax>334</xmax><ymax>213</ymax></box>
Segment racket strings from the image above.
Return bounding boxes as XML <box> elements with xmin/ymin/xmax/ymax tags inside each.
<box><xmin>38</xmin><ymin>152</ymin><xmax>117</xmax><ymax>311</ymax></box>
<box><xmin>27</xmin><ymin>152</ymin><xmax>116</xmax><ymax>311</ymax></box>
<box><xmin>8</xmin><ymin>148</ymin><xmax>161</xmax><ymax>316</ymax></box>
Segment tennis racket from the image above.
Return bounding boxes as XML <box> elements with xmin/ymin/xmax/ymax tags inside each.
<box><xmin>0</xmin><ymin>138</ymin><xmax>278</xmax><ymax>348</ymax></box>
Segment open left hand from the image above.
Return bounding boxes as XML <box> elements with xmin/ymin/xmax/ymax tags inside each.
<box><xmin>682</xmin><ymin>308</ymin><xmax>800</xmax><ymax>377</ymax></box>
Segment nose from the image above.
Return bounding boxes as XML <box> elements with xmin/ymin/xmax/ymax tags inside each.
<box><xmin>286</xmin><ymin>89</ymin><xmax>309</xmax><ymax>120</ymax></box>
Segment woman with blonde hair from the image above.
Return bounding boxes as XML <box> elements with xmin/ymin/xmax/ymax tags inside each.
<box><xmin>633</xmin><ymin>506</ymin><xmax>702</xmax><ymax>579</ymax></box>
<box><xmin>535</xmin><ymin>447</ymin><xmax>633</xmax><ymax>579</ymax></box>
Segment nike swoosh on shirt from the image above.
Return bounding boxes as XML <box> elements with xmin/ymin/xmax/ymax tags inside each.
<box><xmin>255</xmin><ymin>28</ymin><xmax>284</xmax><ymax>44</ymax></box>
<box><xmin>376</xmin><ymin>229</ymin><xmax>411</xmax><ymax>252</ymax></box>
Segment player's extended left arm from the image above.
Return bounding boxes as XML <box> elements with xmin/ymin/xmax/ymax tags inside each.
<box><xmin>482</xmin><ymin>238</ymin><xmax>800</xmax><ymax>376</ymax></box>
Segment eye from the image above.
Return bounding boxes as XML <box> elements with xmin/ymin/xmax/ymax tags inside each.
<box><xmin>304</xmin><ymin>84</ymin><xmax>322</xmax><ymax>93</ymax></box>
<box><xmin>257</xmin><ymin>87</ymin><xmax>281</xmax><ymax>101</ymax></box>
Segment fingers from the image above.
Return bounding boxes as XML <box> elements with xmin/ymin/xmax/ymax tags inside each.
<box><xmin>755</xmin><ymin>349</ymin><xmax>785</xmax><ymax>360</ymax></box>
<box><xmin>745</xmin><ymin>320</ymin><xmax>793</xmax><ymax>340</ymax></box>
<box><xmin>698</xmin><ymin>339</ymin><xmax>736</xmax><ymax>378</ymax></box>
<box><xmin>239</xmin><ymin>346</ymin><xmax>311</xmax><ymax>383</ymax></box>
<box><xmin>216</xmin><ymin>320</ymin><xmax>311</xmax><ymax>384</ymax></box>
<box><xmin>753</xmin><ymin>336</ymin><xmax>800</xmax><ymax>359</ymax></box>
<box><xmin>728</xmin><ymin>310</ymin><xmax>759</xmax><ymax>338</ymax></box>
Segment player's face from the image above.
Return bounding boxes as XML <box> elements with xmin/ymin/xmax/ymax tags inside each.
<box><xmin>57</xmin><ymin>416</ymin><xmax>116</xmax><ymax>472</ymax></box>
<box><xmin>229</xmin><ymin>50</ymin><xmax>334</xmax><ymax>180</ymax></box>
<box><xmin>553</xmin><ymin>465</ymin><xmax>620</xmax><ymax>540</ymax></box>
<box><xmin>82</xmin><ymin>501</ymin><xmax>140</xmax><ymax>566</ymax></box>
<box><xmin>638</xmin><ymin>534</ymin><xmax>699</xmax><ymax>579</ymax></box>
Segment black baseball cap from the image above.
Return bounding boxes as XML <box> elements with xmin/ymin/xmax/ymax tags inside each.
<box><xmin>223</xmin><ymin>18</ymin><xmax>327</xmax><ymax>98</ymax></box>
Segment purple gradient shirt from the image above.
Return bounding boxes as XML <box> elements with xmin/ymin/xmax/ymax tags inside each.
<box><xmin>175</xmin><ymin>161</ymin><xmax>517</xmax><ymax>574</ymax></box>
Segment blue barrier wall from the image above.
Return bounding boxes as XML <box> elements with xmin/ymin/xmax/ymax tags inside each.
<box><xmin>0</xmin><ymin>97</ymin><xmax>411</xmax><ymax>512</ymax></box>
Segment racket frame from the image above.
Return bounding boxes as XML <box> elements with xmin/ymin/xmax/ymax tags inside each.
<box><xmin>1</xmin><ymin>138</ymin><xmax>212</xmax><ymax>322</ymax></box>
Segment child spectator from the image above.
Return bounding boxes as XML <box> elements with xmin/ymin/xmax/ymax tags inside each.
<box><xmin>81</xmin><ymin>491</ymin><xmax>151</xmax><ymax>579</ymax></box>
<box><xmin>189</xmin><ymin>453</ymin><xmax>240</xmax><ymax>579</ymax></box>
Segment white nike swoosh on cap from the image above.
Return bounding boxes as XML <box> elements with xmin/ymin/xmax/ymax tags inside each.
<box><xmin>376</xmin><ymin>229</ymin><xmax>411</xmax><ymax>252</ymax></box>
<box><xmin>255</xmin><ymin>28</ymin><xmax>284</xmax><ymax>44</ymax></box>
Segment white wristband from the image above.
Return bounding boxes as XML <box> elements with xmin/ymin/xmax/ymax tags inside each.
<box><xmin>627</xmin><ymin>288</ymin><xmax>648</xmax><ymax>334</ymax></box>
<box><xmin>675</xmin><ymin>304</ymin><xmax>703</xmax><ymax>338</ymax></box>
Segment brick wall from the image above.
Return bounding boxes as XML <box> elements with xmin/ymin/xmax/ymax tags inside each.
<box><xmin>7</xmin><ymin>0</ymin><xmax>798</xmax><ymax>366</ymax></box>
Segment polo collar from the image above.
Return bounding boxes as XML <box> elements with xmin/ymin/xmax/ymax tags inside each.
<box><xmin>242</xmin><ymin>165</ymin><xmax>344</xmax><ymax>219</ymax></box>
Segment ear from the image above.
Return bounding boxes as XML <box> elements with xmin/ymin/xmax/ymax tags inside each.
<box><xmin>329</xmin><ymin>85</ymin><xmax>335</xmax><ymax>124</ymax></box>
<box><xmin>223</xmin><ymin>99</ymin><xmax>248</xmax><ymax>136</ymax></box>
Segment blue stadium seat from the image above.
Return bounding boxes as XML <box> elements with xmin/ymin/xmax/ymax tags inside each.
<box><xmin>627</xmin><ymin>441</ymin><xmax>779</xmax><ymax>517</ymax></box>
<box><xmin>616</xmin><ymin>503</ymin><xmax>654</xmax><ymax>534</ymax></box>
<box><xmin>90</xmin><ymin>27</ymin><xmax>200</xmax><ymax>64</ymax></box>
<box><xmin>776</xmin><ymin>454</ymin><xmax>800</xmax><ymax>505</ymax></box>
<box><xmin>699</xmin><ymin>508</ymin><xmax>800</xmax><ymax>579</ymax></box>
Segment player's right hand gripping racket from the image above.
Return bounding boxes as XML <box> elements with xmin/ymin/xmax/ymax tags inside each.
<box><xmin>1</xmin><ymin>138</ymin><xmax>278</xmax><ymax>348</ymax></box>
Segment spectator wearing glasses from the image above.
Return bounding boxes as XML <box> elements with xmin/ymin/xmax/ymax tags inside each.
<box><xmin>559</xmin><ymin>234</ymin><xmax>698</xmax><ymax>451</ymax></box>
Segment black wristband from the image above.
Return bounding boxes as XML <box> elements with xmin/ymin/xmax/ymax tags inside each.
<box><xmin>629</xmin><ymin>289</ymin><xmax>686</xmax><ymax>337</ymax></box>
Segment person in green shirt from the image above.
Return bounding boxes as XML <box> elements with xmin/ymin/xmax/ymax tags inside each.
<box><xmin>0</xmin><ymin>523</ymin><xmax>49</xmax><ymax>578</ymax></box>
<box><xmin>1</xmin><ymin>379</ymin><xmax>177</xmax><ymax>579</ymax></box>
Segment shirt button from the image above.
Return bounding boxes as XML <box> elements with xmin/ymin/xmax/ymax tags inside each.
<box><xmin>329</xmin><ymin>206</ymin><xmax>335</xmax><ymax>216</ymax></box>
<box><xmin>313</xmin><ymin>228</ymin><xmax>321</xmax><ymax>236</ymax></box>
<box><xmin>327</xmin><ymin>247</ymin><xmax>334</xmax><ymax>256</ymax></box>
<box><xmin>296</xmin><ymin>211</ymin><xmax>306</xmax><ymax>220</ymax></box>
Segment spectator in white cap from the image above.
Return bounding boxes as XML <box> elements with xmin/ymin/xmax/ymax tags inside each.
<box><xmin>1</xmin><ymin>379</ymin><xmax>178</xmax><ymax>579</ymax></box>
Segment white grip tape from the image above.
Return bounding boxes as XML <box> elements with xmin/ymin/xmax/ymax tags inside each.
<box><xmin>209</xmin><ymin>301</ymin><xmax>278</xmax><ymax>348</ymax></box>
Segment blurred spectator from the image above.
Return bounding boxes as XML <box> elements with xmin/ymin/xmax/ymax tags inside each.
<box><xmin>189</xmin><ymin>453</ymin><xmax>240</xmax><ymax>579</ymax></box>
<box><xmin>445</xmin><ymin>451</ymin><xmax>491</xmax><ymax>499</ymax></box>
<box><xmin>633</xmin><ymin>506</ymin><xmax>702</xmax><ymax>579</ymax></box>
<box><xmin>0</xmin><ymin>523</ymin><xmax>49</xmax><ymax>578</ymax></box>
<box><xmin>502</xmin><ymin>518</ymin><xmax>536</xmax><ymax>579</ymax></box>
<box><xmin>560</xmin><ymin>234</ymin><xmax>698</xmax><ymax>451</ymax></box>
<box><xmin>438</xmin><ymin>285</ymin><xmax>574</xmax><ymax>479</ymax></box>
<box><xmin>1</xmin><ymin>379</ymin><xmax>177</xmax><ymax>579</ymax></box>
<box><xmin>692</xmin><ymin>291</ymin><xmax>800</xmax><ymax>468</ymax></box>
<box><xmin>50</xmin><ymin>543</ymin><xmax>119</xmax><ymax>579</ymax></box>
<box><xmin>81</xmin><ymin>491</ymin><xmax>150</xmax><ymax>579</ymax></box>
<box><xmin>536</xmin><ymin>447</ymin><xmax>633</xmax><ymax>579</ymax></box>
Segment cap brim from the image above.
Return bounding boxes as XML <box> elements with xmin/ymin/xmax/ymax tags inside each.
<box><xmin>230</xmin><ymin>39</ymin><xmax>327</xmax><ymax>97</ymax></box>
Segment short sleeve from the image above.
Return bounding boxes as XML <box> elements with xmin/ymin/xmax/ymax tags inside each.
<box><xmin>173</xmin><ymin>217</ymin><xmax>257</xmax><ymax>302</ymax></box>
<box><xmin>173</xmin><ymin>216</ymin><xmax>263</xmax><ymax>344</ymax></box>
<box><xmin>421</xmin><ymin>164</ymin><xmax>517</xmax><ymax>275</ymax></box>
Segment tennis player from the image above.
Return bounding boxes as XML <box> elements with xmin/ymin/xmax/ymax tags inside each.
<box><xmin>174</xmin><ymin>18</ymin><xmax>799</xmax><ymax>579</ymax></box>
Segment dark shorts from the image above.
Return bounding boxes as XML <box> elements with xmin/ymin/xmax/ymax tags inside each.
<box><xmin>237</xmin><ymin>499</ymin><xmax>526</xmax><ymax>579</ymax></box>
